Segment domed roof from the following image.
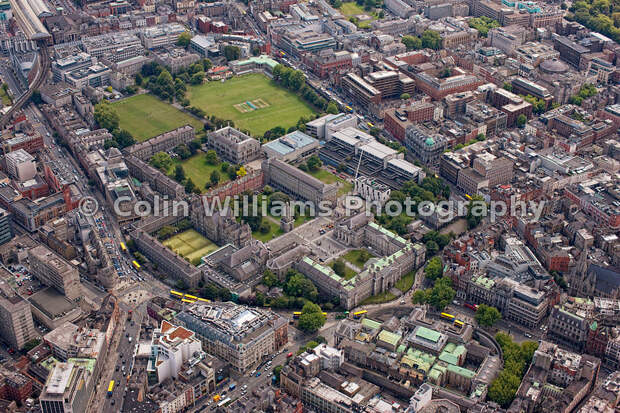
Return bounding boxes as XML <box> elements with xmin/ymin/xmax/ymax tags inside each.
<box><xmin>540</xmin><ymin>58</ymin><xmax>569</xmax><ymax>74</ymax></box>
<box><xmin>425</xmin><ymin>137</ymin><xmax>435</xmax><ymax>146</ymax></box>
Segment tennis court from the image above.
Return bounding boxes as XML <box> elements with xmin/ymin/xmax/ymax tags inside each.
<box><xmin>162</xmin><ymin>229</ymin><xmax>218</xmax><ymax>265</ymax></box>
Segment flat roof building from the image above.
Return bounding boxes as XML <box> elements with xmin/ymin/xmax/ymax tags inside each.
<box><xmin>0</xmin><ymin>276</ymin><xmax>36</xmax><ymax>350</ymax></box>
<box><xmin>28</xmin><ymin>245</ymin><xmax>81</xmax><ymax>301</ymax></box>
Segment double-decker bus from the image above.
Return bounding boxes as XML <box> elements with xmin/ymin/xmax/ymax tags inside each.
<box><xmin>184</xmin><ymin>294</ymin><xmax>198</xmax><ymax>301</ymax></box>
<box><xmin>353</xmin><ymin>310</ymin><xmax>367</xmax><ymax>319</ymax></box>
<box><xmin>120</xmin><ymin>242</ymin><xmax>127</xmax><ymax>252</ymax></box>
<box><xmin>454</xmin><ymin>320</ymin><xmax>464</xmax><ymax>329</ymax></box>
<box><xmin>441</xmin><ymin>312</ymin><xmax>456</xmax><ymax>321</ymax></box>
<box><xmin>182</xmin><ymin>298</ymin><xmax>196</xmax><ymax>304</ymax></box>
<box><xmin>464</xmin><ymin>303</ymin><xmax>479</xmax><ymax>311</ymax></box>
<box><xmin>196</xmin><ymin>297</ymin><xmax>210</xmax><ymax>303</ymax></box>
<box><xmin>345</xmin><ymin>105</ymin><xmax>353</xmax><ymax>113</ymax></box>
<box><xmin>170</xmin><ymin>290</ymin><xmax>184</xmax><ymax>299</ymax></box>
<box><xmin>292</xmin><ymin>311</ymin><xmax>301</xmax><ymax>319</ymax></box>
<box><xmin>107</xmin><ymin>380</ymin><xmax>115</xmax><ymax>397</ymax></box>
<box><xmin>132</xmin><ymin>260</ymin><xmax>141</xmax><ymax>270</ymax></box>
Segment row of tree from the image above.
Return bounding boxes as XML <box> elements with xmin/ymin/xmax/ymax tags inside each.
<box><xmin>94</xmin><ymin>101</ymin><xmax>137</xmax><ymax>149</ymax></box>
<box><xmin>488</xmin><ymin>333</ymin><xmax>538</xmax><ymax>407</ymax></box>
<box><xmin>272</xmin><ymin>64</ymin><xmax>329</xmax><ymax>111</ymax></box>
<box><xmin>401</xmin><ymin>31</ymin><xmax>443</xmax><ymax>51</ymax></box>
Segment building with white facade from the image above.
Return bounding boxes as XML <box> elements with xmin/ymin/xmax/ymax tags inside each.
<box><xmin>5</xmin><ymin>149</ymin><xmax>36</xmax><ymax>181</ymax></box>
<box><xmin>148</xmin><ymin>320</ymin><xmax>204</xmax><ymax>384</ymax></box>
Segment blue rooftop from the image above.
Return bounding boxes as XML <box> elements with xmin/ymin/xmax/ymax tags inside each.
<box><xmin>263</xmin><ymin>130</ymin><xmax>317</xmax><ymax>155</ymax></box>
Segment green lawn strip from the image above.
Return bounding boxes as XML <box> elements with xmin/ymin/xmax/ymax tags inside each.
<box><xmin>361</xmin><ymin>291</ymin><xmax>397</xmax><ymax>305</ymax></box>
<box><xmin>112</xmin><ymin>94</ymin><xmax>203</xmax><ymax>141</ymax></box>
<box><xmin>395</xmin><ymin>271</ymin><xmax>415</xmax><ymax>293</ymax></box>
<box><xmin>342</xmin><ymin>249</ymin><xmax>373</xmax><ymax>267</ymax></box>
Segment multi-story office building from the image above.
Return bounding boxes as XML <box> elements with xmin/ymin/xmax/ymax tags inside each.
<box><xmin>404</xmin><ymin>125</ymin><xmax>448</xmax><ymax>165</ymax></box>
<box><xmin>413</xmin><ymin>70</ymin><xmax>483</xmax><ymax>101</ymax></box>
<box><xmin>175</xmin><ymin>302</ymin><xmax>288</xmax><ymax>372</ymax></box>
<box><xmin>140</xmin><ymin>23</ymin><xmax>187</xmax><ymax>49</ymax></box>
<box><xmin>511</xmin><ymin>77</ymin><xmax>553</xmax><ymax>108</ymax></box>
<box><xmin>341</xmin><ymin>73</ymin><xmax>381</xmax><ymax>107</ymax></box>
<box><xmin>82</xmin><ymin>32</ymin><xmax>143</xmax><ymax>62</ymax></box>
<box><xmin>28</xmin><ymin>245</ymin><xmax>81</xmax><ymax>300</ymax></box>
<box><xmin>384</xmin><ymin>0</ymin><xmax>414</xmax><ymax>18</ymax></box>
<box><xmin>147</xmin><ymin>320</ymin><xmax>204</xmax><ymax>384</ymax></box>
<box><xmin>0</xmin><ymin>208</ymin><xmax>12</xmax><ymax>245</ymax></box>
<box><xmin>263</xmin><ymin>130</ymin><xmax>319</xmax><ymax>164</ymax></box>
<box><xmin>51</xmin><ymin>53</ymin><xmax>95</xmax><ymax>82</ymax></box>
<box><xmin>0</xmin><ymin>276</ymin><xmax>37</xmax><ymax>350</ymax></box>
<box><xmin>207</xmin><ymin>126</ymin><xmax>261</xmax><ymax>165</ymax></box>
<box><xmin>5</xmin><ymin>149</ymin><xmax>36</xmax><ymax>181</ymax></box>
<box><xmin>552</xmin><ymin>34</ymin><xmax>589</xmax><ymax>68</ymax></box>
<box><xmin>262</xmin><ymin>158</ymin><xmax>338</xmax><ymax>206</ymax></box>
<box><xmin>39</xmin><ymin>362</ymin><xmax>93</xmax><ymax>413</ymax></box>
<box><xmin>64</xmin><ymin>63</ymin><xmax>111</xmax><ymax>89</ymax></box>
<box><xmin>305</xmin><ymin>113</ymin><xmax>357</xmax><ymax>140</ymax></box>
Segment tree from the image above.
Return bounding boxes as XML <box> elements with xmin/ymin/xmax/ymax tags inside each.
<box><xmin>427</xmin><ymin>277</ymin><xmax>455</xmax><ymax>310</ymax></box>
<box><xmin>30</xmin><ymin>89</ymin><xmax>43</xmax><ymax>104</ymax></box>
<box><xmin>190</xmin><ymin>71</ymin><xmax>205</xmax><ymax>85</ymax></box>
<box><xmin>502</xmin><ymin>82</ymin><xmax>512</xmax><ymax>92</ymax></box>
<box><xmin>150</xmin><ymin>152</ymin><xmax>173</xmax><ymax>172</ymax></box>
<box><xmin>421</xmin><ymin>30</ymin><xmax>442</xmax><ymax>50</ymax></box>
<box><xmin>475</xmin><ymin>304</ymin><xmax>502</xmax><ymax>327</ymax></box>
<box><xmin>24</xmin><ymin>338</ymin><xmax>41</xmax><ymax>351</ymax></box>
<box><xmin>236</xmin><ymin>165</ymin><xmax>247</xmax><ymax>177</ymax></box>
<box><xmin>175</xmin><ymin>279</ymin><xmax>189</xmax><ymax>291</ymax></box>
<box><xmin>223</xmin><ymin>45</ymin><xmax>241</xmax><ymax>61</ymax></box>
<box><xmin>298</xmin><ymin>302</ymin><xmax>326</xmax><ymax>332</ymax></box>
<box><xmin>332</xmin><ymin>260</ymin><xmax>346</xmax><ymax>277</ymax></box>
<box><xmin>306</xmin><ymin>155</ymin><xmax>322</xmax><ymax>172</ymax></box>
<box><xmin>210</xmin><ymin>170</ymin><xmax>220</xmax><ymax>185</ymax></box>
<box><xmin>157</xmin><ymin>225</ymin><xmax>176</xmax><ymax>240</ymax></box>
<box><xmin>263</xmin><ymin>270</ymin><xmax>278</xmax><ymax>287</ymax></box>
<box><xmin>468</xmin><ymin>16</ymin><xmax>500</xmax><ymax>37</ymax></box>
<box><xmin>205</xmin><ymin>150</ymin><xmax>219</xmax><ymax>165</ymax></box>
<box><xmin>424</xmin><ymin>256</ymin><xmax>443</xmax><ymax>280</ymax></box>
<box><xmin>426</xmin><ymin>240</ymin><xmax>439</xmax><ymax>256</ymax></box>
<box><xmin>326</xmin><ymin>101</ymin><xmax>339</xmax><ymax>114</ymax></box>
<box><xmin>177</xmin><ymin>31</ymin><xmax>191</xmax><ymax>48</ymax></box>
<box><xmin>516</xmin><ymin>114</ymin><xmax>527</xmax><ymax>128</ymax></box>
<box><xmin>400</xmin><ymin>93</ymin><xmax>411</xmax><ymax>100</ymax></box>
<box><xmin>174</xmin><ymin>165</ymin><xmax>186</xmax><ymax>182</ymax></box>
<box><xmin>402</xmin><ymin>35</ymin><xmax>422</xmax><ymax>51</ymax></box>
<box><xmin>185</xmin><ymin>178</ymin><xmax>197</xmax><ymax>194</ymax></box>
<box><xmin>94</xmin><ymin>101</ymin><xmax>120</xmax><ymax>131</ymax></box>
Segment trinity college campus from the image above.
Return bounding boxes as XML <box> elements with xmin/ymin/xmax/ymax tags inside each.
<box><xmin>0</xmin><ymin>0</ymin><xmax>619</xmax><ymax>413</ymax></box>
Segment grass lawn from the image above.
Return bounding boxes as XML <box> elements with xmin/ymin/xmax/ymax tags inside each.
<box><xmin>187</xmin><ymin>73</ymin><xmax>316</xmax><ymax>136</ymax></box>
<box><xmin>0</xmin><ymin>87</ymin><xmax>12</xmax><ymax>106</ymax></box>
<box><xmin>112</xmin><ymin>94</ymin><xmax>204</xmax><ymax>141</ymax></box>
<box><xmin>308</xmin><ymin>169</ymin><xmax>353</xmax><ymax>196</ymax></box>
<box><xmin>163</xmin><ymin>229</ymin><xmax>218</xmax><ymax>265</ymax></box>
<box><xmin>342</xmin><ymin>249</ymin><xmax>374</xmax><ymax>267</ymax></box>
<box><xmin>169</xmin><ymin>153</ymin><xmax>229</xmax><ymax>193</ymax></box>
<box><xmin>253</xmin><ymin>219</ymin><xmax>284</xmax><ymax>242</ymax></box>
<box><xmin>361</xmin><ymin>291</ymin><xmax>397</xmax><ymax>305</ymax></box>
<box><xmin>395</xmin><ymin>271</ymin><xmax>415</xmax><ymax>293</ymax></box>
<box><xmin>338</xmin><ymin>2</ymin><xmax>379</xmax><ymax>28</ymax></box>
<box><xmin>331</xmin><ymin>261</ymin><xmax>357</xmax><ymax>280</ymax></box>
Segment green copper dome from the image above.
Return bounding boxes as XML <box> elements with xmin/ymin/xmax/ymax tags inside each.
<box><xmin>425</xmin><ymin>137</ymin><xmax>435</xmax><ymax>146</ymax></box>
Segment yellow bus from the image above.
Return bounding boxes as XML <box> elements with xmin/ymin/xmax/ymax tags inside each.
<box><xmin>465</xmin><ymin>194</ymin><xmax>472</xmax><ymax>200</ymax></box>
<box><xmin>292</xmin><ymin>311</ymin><xmax>301</xmax><ymax>319</ymax></box>
<box><xmin>132</xmin><ymin>260</ymin><xmax>141</xmax><ymax>270</ymax></box>
<box><xmin>120</xmin><ymin>242</ymin><xmax>127</xmax><ymax>252</ymax></box>
<box><xmin>353</xmin><ymin>310</ymin><xmax>367</xmax><ymax>319</ymax></box>
<box><xmin>184</xmin><ymin>294</ymin><xmax>198</xmax><ymax>300</ymax></box>
<box><xmin>322</xmin><ymin>312</ymin><xmax>327</xmax><ymax>317</ymax></box>
<box><xmin>181</xmin><ymin>298</ymin><xmax>196</xmax><ymax>304</ymax></box>
<box><xmin>196</xmin><ymin>297</ymin><xmax>210</xmax><ymax>302</ymax></box>
<box><xmin>107</xmin><ymin>380</ymin><xmax>115</xmax><ymax>397</ymax></box>
<box><xmin>441</xmin><ymin>312</ymin><xmax>455</xmax><ymax>321</ymax></box>
<box><xmin>170</xmin><ymin>290</ymin><xmax>184</xmax><ymax>299</ymax></box>
<box><xmin>454</xmin><ymin>320</ymin><xmax>464</xmax><ymax>328</ymax></box>
<box><xmin>367</xmin><ymin>122</ymin><xmax>374</xmax><ymax>128</ymax></box>
<box><xmin>345</xmin><ymin>105</ymin><xmax>353</xmax><ymax>112</ymax></box>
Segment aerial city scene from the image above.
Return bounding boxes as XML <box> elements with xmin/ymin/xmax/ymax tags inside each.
<box><xmin>0</xmin><ymin>0</ymin><xmax>619</xmax><ymax>411</ymax></box>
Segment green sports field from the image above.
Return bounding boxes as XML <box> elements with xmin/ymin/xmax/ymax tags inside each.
<box><xmin>162</xmin><ymin>229</ymin><xmax>218</xmax><ymax>266</ymax></box>
<box><xmin>112</xmin><ymin>94</ymin><xmax>204</xmax><ymax>142</ymax></box>
<box><xmin>187</xmin><ymin>73</ymin><xmax>316</xmax><ymax>136</ymax></box>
